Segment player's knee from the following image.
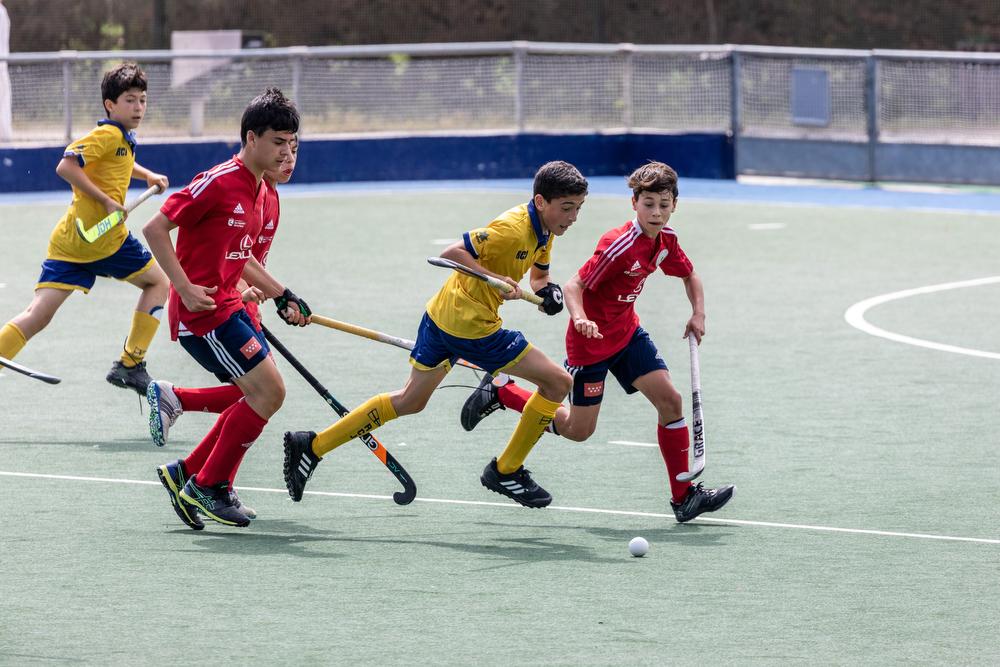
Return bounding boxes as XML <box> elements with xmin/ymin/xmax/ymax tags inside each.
<box><xmin>541</xmin><ymin>369</ymin><xmax>573</xmax><ymax>401</ymax></box>
<box><xmin>654</xmin><ymin>388</ymin><xmax>683</xmax><ymax>423</ymax></box>
<box><xmin>393</xmin><ymin>392</ymin><xmax>428</xmax><ymax>416</ymax></box>
<box><xmin>561</xmin><ymin>422</ymin><xmax>595</xmax><ymax>442</ymax></box>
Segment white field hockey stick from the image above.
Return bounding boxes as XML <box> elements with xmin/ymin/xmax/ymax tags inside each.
<box><xmin>427</xmin><ymin>257</ymin><xmax>544</xmax><ymax>306</ymax></box>
<box><xmin>310</xmin><ymin>315</ymin><xmax>482</xmax><ymax>371</ymax></box>
<box><xmin>676</xmin><ymin>333</ymin><xmax>705</xmax><ymax>482</ymax></box>
<box><xmin>0</xmin><ymin>355</ymin><xmax>61</xmax><ymax>384</ymax></box>
<box><xmin>75</xmin><ymin>184</ymin><xmax>163</xmax><ymax>243</ymax></box>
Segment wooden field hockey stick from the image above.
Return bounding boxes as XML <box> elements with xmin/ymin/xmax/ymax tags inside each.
<box><xmin>75</xmin><ymin>184</ymin><xmax>163</xmax><ymax>243</ymax></box>
<box><xmin>427</xmin><ymin>257</ymin><xmax>544</xmax><ymax>306</ymax></box>
<box><xmin>0</xmin><ymin>355</ymin><xmax>61</xmax><ymax>385</ymax></box>
<box><xmin>261</xmin><ymin>325</ymin><xmax>417</xmax><ymax>505</ymax></box>
<box><xmin>310</xmin><ymin>315</ymin><xmax>482</xmax><ymax>371</ymax></box>
<box><xmin>676</xmin><ymin>333</ymin><xmax>705</xmax><ymax>482</ymax></box>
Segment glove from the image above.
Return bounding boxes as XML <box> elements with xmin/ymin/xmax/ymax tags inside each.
<box><xmin>535</xmin><ymin>283</ymin><xmax>564</xmax><ymax>316</ymax></box>
<box><xmin>275</xmin><ymin>287</ymin><xmax>312</xmax><ymax>325</ymax></box>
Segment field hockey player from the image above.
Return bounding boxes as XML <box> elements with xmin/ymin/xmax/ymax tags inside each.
<box><xmin>282</xmin><ymin>161</ymin><xmax>588</xmax><ymax>508</ymax></box>
<box><xmin>462</xmin><ymin>161</ymin><xmax>734</xmax><ymax>522</ymax></box>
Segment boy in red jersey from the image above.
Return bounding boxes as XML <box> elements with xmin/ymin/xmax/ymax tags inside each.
<box><xmin>462</xmin><ymin>162</ymin><xmax>734</xmax><ymax>522</ymax></box>
<box><xmin>144</xmin><ymin>89</ymin><xmax>311</xmax><ymax>529</ymax></box>
<box><xmin>145</xmin><ymin>139</ymin><xmax>299</xmax><ymax>453</ymax></box>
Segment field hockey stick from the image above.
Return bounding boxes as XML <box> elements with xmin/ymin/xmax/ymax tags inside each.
<box><xmin>427</xmin><ymin>257</ymin><xmax>544</xmax><ymax>306</ymax></box>
<box><xmin>0</xmin><ymin>355</ymin><xmax>61</xmax><ymax>384</ymax></box>
<box><xmin>676</xmin><ymin>333</ymin><xmax>705</xmax><ymax>482</ymax></box>
<box><xmin>310</xmin><ymin>315</ymin><xmax>483</xmax><ymax>371</ymax></box>
<box><xmin>75</xmin><ymin>184</ymin><xmax>163</xmax><ymax>243</ymax></box>
<box><xmin>261</xmin><ymin>325</ymin><xmax>417</xmax><ymax>505</ymax></box>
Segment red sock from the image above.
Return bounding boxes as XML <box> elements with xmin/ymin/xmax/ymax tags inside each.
<box><xmin>658</xmin><ymin>419</ymin><xmax>693</xmax><ymax>503</ymax></box>
<box><xmin>497</xmin><ymin>381</ymin><xmax>532</xmax><ymax>413</ymax></box>
<box><xmin>182</xmin><ymin>402</ymin><xmax>239</xmax><ymax>476</ymax></box>
<box><xmin>174</xmin><ymin>384</ymin><xmax>244</xmax><ymax>414</ymax></box>
<box><xmin>195</xmin><ymin>399</ymin><xmax>268</xmax><ymax>487</ymax></box>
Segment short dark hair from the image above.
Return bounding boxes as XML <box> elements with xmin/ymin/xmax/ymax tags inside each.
<box><xmin>533</xmin><ymin>161</ymin><xmax>588</xmax><ymax>201</ymax></box>
<box><xmin>101</xmin><ymin>63</ymin><xmax>147</xmax><ymax>114</ymax></box>
<box><xmin>627</xmin><ymin>161</ymin><xmax>679</xmax><ymax>199</ymax></box>
<box><xmin>240</xmin><ymin>87</ymin><xmax>300</xmax><ymax>146</ymax></box>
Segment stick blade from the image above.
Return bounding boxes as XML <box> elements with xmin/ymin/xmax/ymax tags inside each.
<box><xmin>0</xmin><ymin>356</ymin><xmax>62</xmax><ymax>384</ymax></box>
<box><xmin>675</xmin><ymin>464</ymin><xmax>704</xmax><ymax>483</ymax></box>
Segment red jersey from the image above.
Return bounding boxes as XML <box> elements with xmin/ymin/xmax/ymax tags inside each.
<box><xmin>244</xmin><ymin>180</ymin><xmax>280</xmax><ymax>328</ymax></box>
<box><xmin>566</xmin><ymin>220</ymin><xmax>693</xmax><ymax>366</ymax></box>
<box><xmin>161</xmin><ymin>156</ymin><xmax>266</xmax><ymax>339</ymax></box>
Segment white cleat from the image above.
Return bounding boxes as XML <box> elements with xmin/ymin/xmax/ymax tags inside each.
<box><xmin>147</xmin><ymin>380</ymin><xmax>183</xmax><ymax>447</ymax></box>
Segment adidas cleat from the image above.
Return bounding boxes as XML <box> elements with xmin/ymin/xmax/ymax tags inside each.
<box><xmin>480</xmin><ymin>457</ymin><xmax>552</xmax><ymax>508</ymax></box>
<box><xmin>460</xmin><ymin>373</ymin><xmax>505</xmax><ymax>431</ymax></box>
<box><xmin>156</xmin><ymin>459</ymin><xmax>203</xmax><ymax>530</ymax></box>
<box><xmin>179</xmin><ymin>477</ymin><xmax>250</xmax><ymax>527</ymax></box>
<box><xmin>283</xmin><ymin>431</ymin><xmax>320</xmax><ymax>502</ymax></box>
<box><xmin>106</xmin><ymin>360</ymin><xmax>153</xmax><ymax>395</ymax></box>
<box><xmin>147</xmin><ymin>380</ymin><xmax>183</xmax><ymax>447</ymax></box>
<box><xmin>671</xmin><ymin>483</ymin><xmax>735</xmax><ymax>523</ymax></box>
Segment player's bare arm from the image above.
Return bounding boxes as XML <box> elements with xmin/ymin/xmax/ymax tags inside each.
<box><xmin>563</xmin><ymin>273</ymin><xmax>603</xmax><ymax>339</ymax></box>
<box><xmin>439</xmin><ymin>242</ymin><xmax>523</xmax><ymax>300</ymax></box>
<box><xmin>55</xmin><ymin>156</ymin><xmax>125</xmax><ymax>217</ymax></box>
<box><xmin>131</xmin><ymin>162</ymin><xmax>169</xmax><ymax>192</ymax></box>
<box><xmin>142</xmin><ymin>211</ymin><xmax>217</xmax><ymax>312</ymax></box>
<box><xmin>682</xmin><ymin>269</ymin><xmax>706</xmax><ymax>343</ymax></box>
<box><xmin>241</xmin><ymin>257</ymin><xmax>310</xmax><ymax>326</ymax></box>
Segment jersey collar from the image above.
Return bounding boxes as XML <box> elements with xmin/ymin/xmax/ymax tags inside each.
<box><xmin>527</xmin><ymin>200</ymin><xmax>549</xmax><ymax>249</ymax></box>
<box><xmin>97</xmin><ymin>119</ymin><xmax>137</xmax><ymax>153</ymax></box>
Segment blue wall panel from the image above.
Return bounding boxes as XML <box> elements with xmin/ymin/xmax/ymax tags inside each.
<box><xmin>0</xmin><ymin>132</ymin><xmax>733</xmax><ymax>193</ymax></box>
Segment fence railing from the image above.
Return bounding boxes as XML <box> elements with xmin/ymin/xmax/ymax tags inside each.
<box><xmin>1</xmin><ymin>41</ymin><xmax>998</xmax><ymax>152</ymax></box>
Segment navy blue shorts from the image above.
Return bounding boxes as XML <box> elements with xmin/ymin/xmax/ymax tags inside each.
<box><xmin>179</xmin><ymin>309</ymin><xmax>270</xmax><ymax>383</ymax></box>
<box><xmin>409</xmin><ymin>312</ymin><xmax>532</xmax><ymax>375</ymax></box>
<box><xmin>37</xmin><ymin>234</ymin><xmax>154</xmax><ymax>293</ymax></box>
<box><xmin>565</xmin><ymin>327</ymin><xmax>668</xmax><ymax>406</ymax></box>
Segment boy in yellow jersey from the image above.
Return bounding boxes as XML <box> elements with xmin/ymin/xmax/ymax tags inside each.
<box><xmin>283</xmin><ymin>161</ymin><xmax>588</xmax><ymax>507</ymax></box>
<box><xmin>0</xmin><ymin>63</ymin><xmax>169</xmax><ymax>394</ymax></box>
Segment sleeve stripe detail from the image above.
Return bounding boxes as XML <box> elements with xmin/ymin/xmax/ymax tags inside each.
<box><xmin>582</xmin><ymin>229</ymin><xmax>638</xmax><ymax>289</ymax></box>
<box><xmin>462</xmin><ymin>232</ymin><xmax>479</xmax><ymax>259</ymax></box>
<box><xmin>190</xmin><ymin>163</ymin><xmax>239</xmax><ymax>199</ymax></box>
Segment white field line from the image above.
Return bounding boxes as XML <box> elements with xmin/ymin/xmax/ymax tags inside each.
<box><xmin>1</xmin><ymin>470</ymin><xmax>997</xmax><ymax>545</ymax></box>
<box><xmin>608</xmin><ymin>440</ymin><xmax>658</xmax><ymax>448</ymax></box>
<box><xmin>844</xmin><ymin>276</ymin><xmax>1000</xmax><ymax>359</ymax></box>
<box><xmin>430</xmin><ymin>238</ymin><xmax>457</xmax><ymax>245</ymax></box>
<box><xmin>748</xmin><ymin>223</ymin><xmax>786</xmax><ymax>230</ymax></box>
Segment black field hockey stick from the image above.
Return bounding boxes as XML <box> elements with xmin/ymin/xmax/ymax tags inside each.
<box><xmin>261</xmin><ymin>325</ymin><xmax>416</xmax><ymax>505</ymax></box>
<box><xmin>427</xmin><ymin>257</ymin><xmax>544</xmax><ymax>306</ymax></box>
<box><xmin>0</xmin><ymin>355</ymin><xmax>61</xmax><ymax>384</ymax></box>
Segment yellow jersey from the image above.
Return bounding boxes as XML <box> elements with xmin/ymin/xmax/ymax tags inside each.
<box><xmin>47</xmin><ymin>120</ymin><xmax>137</xmax><ymax>262</ymax></box>
<box><xmin>426</xmin><ymin>202</ymin><xmax>553</xmax><ymax>339</ymax></box>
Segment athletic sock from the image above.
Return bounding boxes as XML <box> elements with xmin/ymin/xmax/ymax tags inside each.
<box><xmin>182</xmin><ymin>402</ymin><xmax>239</xmax><ymax>476</ymax></box>
<box><xmin>0</xmin><ymin>322</ymin><xmax>27</xmax><ymax>359</ymax></box>
<box><xmin>312</xmin><ymin>393</ymin><xmax>397</xmax><ymax>457</ymax></box>
<box><xmin>174</xmin><ymin>384</ymin><xmax>244</xmax><ymax>413</ymax></box>
<box><xmin>195</xmin><ymin>399</ymin><xmax>268</xmax><ymax>487</ymax></box>
<box><xmin>496</xmin><ymin>392</ymin><xmax>562</xmax><ymax>474</ymax></box>
<box><xmin>658</xmin><ymin>418</ymin><xmax>693</xmax><ymax>503</ymax></box>
<box><xmin>498</xmin><ymin>381</ymin><xmax>562</xmax><ymax>435</ymax></box>
<box><xmin>119</xmin><ymin>309</ymin><xmax>160</xmax><ymax>367</ymax></box>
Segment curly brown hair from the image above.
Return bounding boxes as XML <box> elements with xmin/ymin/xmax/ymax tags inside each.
<box><xmin>627</xmin><ymin>162</ymin><xmax>678</xmax><ymax>199</ymax></box>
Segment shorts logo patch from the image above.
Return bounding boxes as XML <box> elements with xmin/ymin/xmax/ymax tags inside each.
<box><xmin>240</xmin><ymin>337</ymin><xmax>262</xmax><ymax>359</ymax></box>
<box><xmin>584</xmin><ymin>381</ymin><xmax>605</xmax><ymax>397</ymax></box>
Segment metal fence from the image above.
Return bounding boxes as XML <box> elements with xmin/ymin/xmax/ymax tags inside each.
<box><xmin>1</xmin><ymin>41</ymin><xmax>998</xmax><ymax>152</ymax></box>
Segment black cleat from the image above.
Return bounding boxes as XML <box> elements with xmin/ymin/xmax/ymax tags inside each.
<box><xmin>106</xmin><ymin>360</ymin><xmax>153</xmax><ymax>395</ymax></box>
<box><xmin>461</xmin><ymin>373</ymin><xmax>505</xmax><ymax>431</ymax></box>
<box><xmin>283</xmin><ymin>431</ymin><xmax>320</xmax><ymax>502</ymax></box>
<box><xmin>156</xmin><ymin>459</ymin><xmax>203</xmax><ymax>530</ymax></box>
<box><xmin>229</xmin><ymin>488</ymin><xmax>257</xmax><ymax>520</ymax></box>
<box><xmin>671</xmin><ymin>483</ymin><xmax>735</xmax><ymax>523</ymax></box>
<box><xmin>179</xmin><ymin>477</ymin><xmax>251</xmax><ymax>527</ymax></box>
<box><xmin>480</xmin><ymin>457</ymin><xmax>552</xmax><ymax>508</ymax></box>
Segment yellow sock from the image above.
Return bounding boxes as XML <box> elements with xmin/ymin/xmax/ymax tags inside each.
<box><xmin>312</xmin><ymin>393</ymin><xmax>398</xmax><ymax>457</ymax></box>
<box><xmin>0</xmin><ymin>322</ymin><xmax>27</xmax><ymax>359</ymax></box>
<box><xmin>120</xmin><ymin>310</ymin><xmax>160</xmax><ymax>367</ymax></box>
<box><xmin>496</xmin><ymin>392</ymin><xmax>562</xmax><ymax>474</ymax></box>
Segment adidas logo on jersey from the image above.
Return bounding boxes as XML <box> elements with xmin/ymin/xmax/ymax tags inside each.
<box><xmin>233</xmin><ymin>202</ymin><xmax>245</xmax><ymax>215</ymax></box>
<box><xmin>265</xmin><ymin>220</ymin><xmax>274</xmax><ymax>230</ymax></box>
<box><xmin>630</xmin><ymin>260</ymin><xmax>642</xmax><ymax>271</ymax></box>
<box><xmin>625</xmin><ymin>260</ymin><xmax>644</xmax><ymax>276</ymax></box>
